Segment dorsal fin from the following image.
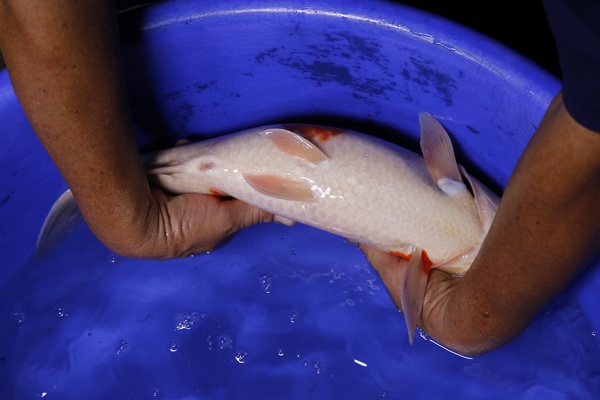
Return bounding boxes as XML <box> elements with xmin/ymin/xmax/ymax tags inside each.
<box><xmin>419</xmin><ymin>113</ymin><xmax>462</xmax><ymax>185</ymax></box>
<box><xmin>260</xmin><ymin>128</ymin><xmax>328</xmax><ymax>166</ymax></box>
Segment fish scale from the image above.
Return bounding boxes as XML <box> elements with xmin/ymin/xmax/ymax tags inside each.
<box><xmin>37</xmin><ymin>113</ymin><xmax>499</xmax><ymax>344</ymax></box>
<box><xmin>145</xmin><ymin>120</ymin><xmax>487</xmax><ymax>266</ymax></box>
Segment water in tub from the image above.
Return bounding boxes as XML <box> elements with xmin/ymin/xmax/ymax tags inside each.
<box><xmin>0</xmin><ymin>215</ymin><xmax>599</xmax><ymax>399</ymax></box>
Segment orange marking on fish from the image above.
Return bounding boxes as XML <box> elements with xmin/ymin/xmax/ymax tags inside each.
<box><xmin>389</xmin><ymin>251</ymin><xmax>412</xmax><ymax>261</ymax></box>
<box><xmin>421</xmin><ymin>250</ymin><xmax>433</xmax><ymax>274</ymax></box>
<box><xmin>209</xmin><ymin>188</ymin><xmax>230</xmax><ymax>197</ymax></box>
<box><xmin>390</xmin><ymin>249</ymin><xmax>433</xmax><ymax>274</ymax></box>
<box><xmin>284</xmin><ymin>125</ymin><xmax>345</xmax><ymax>144</ymax></box>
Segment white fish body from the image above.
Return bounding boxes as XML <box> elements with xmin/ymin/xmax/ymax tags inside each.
<box><xmin>37</xmin><ymin>113</ymin><xmax>499</xmax><ymax>343</ymax></box>
<box><xmin>146</xmin><ymin>116</ymin><xmax>497</xmax><ymax>269</ymax></box>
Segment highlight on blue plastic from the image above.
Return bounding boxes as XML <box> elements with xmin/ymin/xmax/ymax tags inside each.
<box><xmin>1</xmin><ymin>1</ymin><xmax>598</xmax><ymax>398</ymax></box>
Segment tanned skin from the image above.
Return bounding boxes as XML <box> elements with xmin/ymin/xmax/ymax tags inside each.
<box><xmin>362</xmin><ymin>93</ymin><xmax>600</xmax><ymax>356</ymax></box>
<box><xmin>0</xmin><ymin>0</ymin><xmax>273</xmax><ymax>259</ymax></box>
<box><xmin>1</xmin><ymin>2</ymin><xmax>598</xmax><ymax>356</ymax></box>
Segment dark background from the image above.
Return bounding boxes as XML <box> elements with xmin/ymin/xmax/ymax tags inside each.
<box><xmin>0</xmin><ymin>1</ymin><xmax>561</xmax><ymax>77</ymax></box>
<box><xmin>400</xmin><ymin>0</ymin><xmax>559</xmax><ymax>76</ymax></box>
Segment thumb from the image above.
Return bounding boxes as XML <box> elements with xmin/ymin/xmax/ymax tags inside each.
<box><xmin>222</xmin><ymin>199</ymin><xmax>274</xmax><ymax>231</ymax></box>
<box><xmin>360</xmin><ymin>244</ymin><xmax>394</xmax><ymax>267</ymax></box>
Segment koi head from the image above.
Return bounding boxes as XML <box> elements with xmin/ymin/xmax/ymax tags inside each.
<box><xmin>141</xmin><ymin>139</ymin><xmax>225</xmax><ymax>194</ymax></box>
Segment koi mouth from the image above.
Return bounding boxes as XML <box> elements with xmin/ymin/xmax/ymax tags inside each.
<box><xmin>145</xmin><ymin>164</ymin><xmax>185</xmax><ymax>175</ymax></box>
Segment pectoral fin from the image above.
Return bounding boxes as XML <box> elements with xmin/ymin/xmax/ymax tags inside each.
<box><xmin>260</xmin><ymin>128</ymin><xmax>328</xmax><ymax>166</ymax></box>
<box><xmin>244</xmin><ymin>174</ymin><xmax>316</xmax><ymax>202</ymax></box>
<box><xmin>35</xmin><ymin>189</ymin><xmax>82</xmax><ymax>259</ymax></box>
<box><xmin>400</xmin><ymin>247</ymin><xmax>432</xmax><ymax>344</ymax></box>
<box><xmin>419</xmin><ymin>113</ymin><xmax>463</xmax><ymax>190</ymax></box>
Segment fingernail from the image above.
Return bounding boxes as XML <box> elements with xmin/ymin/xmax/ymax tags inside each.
<box><xmin>273</xmin><ymin>215</ymin><xmax>295</xmax><ymax>226</ymax></box>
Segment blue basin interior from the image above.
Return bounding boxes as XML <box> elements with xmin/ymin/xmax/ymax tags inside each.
<box><xmin>1</xmin><ymin>1</ymin><xmax>598</xmax><ymax>398</ymax></box>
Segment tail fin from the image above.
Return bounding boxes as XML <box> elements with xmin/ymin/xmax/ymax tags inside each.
<box><xmin>35</xmin><ymin>189</ymin><xmax>82</xmax><ymax>259</ymax></box>
<box><xmin>401</xmin><ymin>247</ymin><xmax>431</xmax><ymax>344</ymax></box>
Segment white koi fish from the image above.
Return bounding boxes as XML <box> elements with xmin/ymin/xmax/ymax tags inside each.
<box><xmin>37</xmin><ymin>113</ymin><xmax>499</xmax><ymax>343</ymax></box>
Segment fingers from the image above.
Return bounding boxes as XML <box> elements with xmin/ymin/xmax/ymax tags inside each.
<box><xmin>171</xmin><ymin>195</ymin><xmax>273</xmax><ymax>257</ymax></box>
<box><xmin>361</xmin><ymin>244</ymin><xmax>396</xmax><ymax>268</ymax></box>
<box><xmin>222</xmin><ymin>199</ymin><xmax>275</xmax><ymax>229</ymax></box>
<box><xmin>273</xmin><ymin>215</ymin><xmax>296</xmax><ymax>226</ymax></box>
<box><xmin>121</xmin><ymin>187</ymin><xmax>275</xmax><ymax>259</ymax></box>
<box><xmin>360</xmin><ymin>244</ymin><xmax>408</xmax><ymax>310</ymax></box>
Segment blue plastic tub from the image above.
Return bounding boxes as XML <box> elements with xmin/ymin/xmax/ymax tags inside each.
<box><xmin>1</xmin><ymin>1</ymin><xmax>598</xmax><ymax>398</ymax></box>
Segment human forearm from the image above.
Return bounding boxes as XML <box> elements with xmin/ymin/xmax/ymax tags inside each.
<box><xmin>420</xmin><ymin>93</ymin><xmax>600</xmax><ymax>355</ymax></box>
<box><xmin>0</xmin><ymin>0</ymin><xmax>155</xmax><ymax>253</ymax></box>
<box><xmin>1</xmin><ymin>1</ymin><xmax>274</xmax><ymax>259</ymax></box>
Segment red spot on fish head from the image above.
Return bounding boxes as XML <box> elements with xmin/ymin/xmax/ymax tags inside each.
<box><xmin>284</xmin><ymin>125</ymin><xmax>345</xmax><ymax>144</ymax></box>
<box><xmin>200</xmin><ymin>161</ymin><xmax>214</xmax><ymax>171</ymax></box>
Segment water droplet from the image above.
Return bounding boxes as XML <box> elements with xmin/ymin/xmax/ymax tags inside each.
<box><xmin>54</xmin><ymin>307</ymin><xmax>68</xmax><ymax>318</ymax></box>
<box><xmin>175</xmin><ymin>311</ymin><xmax>200</xmax><ymax>330</ymax></box>
<box><xmin>13</xmin><ymin>312</ymin><xmax>26</xmax><ymax>323</ymax></box>
<box><xmin>218</xmin><ymin>334</ymin><xmax>233</xmax><ymax>350</ymax></box>
<box><xmin>116</xmin><ymin>340</ymin><xmax>129</xmax><ymax>355</ymax></box>
<box><xmin>345</xmin><ymin>299</ymin><xmax>355</xmax><ymax>306</ymax></box>
<box><xmin>289</xmin><ymin>312</ymin><xmax>299</xmax><ymax>324</ymax></box>
<box><xmin>277</xmin><ymin>348</ymin><xmax>285</xmax><ymax>357</ymax></box>
<box><xmin>152</xmin><ymin>388</ymin><xmax>160</xmax><ymax>397</ymax></box>
<box><xmin>592</xmin><ymin>331</ymin><xmax>597</xmax><ymax>337</ymax></box>
<box><xmin>312</xmin><ymin>358</ymin><xmax>322</xmax><ymax>374</ymax></box>
<box><xmin>207</xmin><ymin>335</ymin><xmax>214</xmax><ymax>351</ymax></box>
<box><xmin>290</xmin><ymin>250</ymin><xmax>296</xmax><ymax>258</ymax></box>
<box><xmin>109</xmin><ymin>254</ymin><xmax>119</xmax><ymax>264</ymax></box>
<box><xmin>303</xmin><ymin>360</ymin><xmax>308</xmax><ymax>367</ymax></box>
<box><xmin>259</xmin><ymin>274</ymin><xmax>272</xmax><ymax>294</ymax></box>
<box><xmin>169</xmin><ymin>339</ymin><xmax>178</xmax><ymax>353</ymax></box>
<box><xmin>235</xmin><ymin>351</ymin><xmax>248</xmax><ymax>364</ymax></box>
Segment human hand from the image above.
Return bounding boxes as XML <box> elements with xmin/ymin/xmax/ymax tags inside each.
<box><xmin>361</xmin><ymin>244</ymin><xmax>509</xmax><ymax>358</ymax></box>
<box><xmin>360</xmin><ymin>94</ymin><xmax>600</xmax><ymax>358</ymax></box>
<box><xmin>360</xmin><ymin>244</ymin><xmax>469</xmax><ymax>353</ymax></box>
<box><xmin>100</xmin><ymin>187</ymin><xmax>274</xmax><ymax>259</ymax></box>
<box><xmin>359</xmin><ymin>244</ymin><xmax>409</xmax><ymax>310</ymax></box>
